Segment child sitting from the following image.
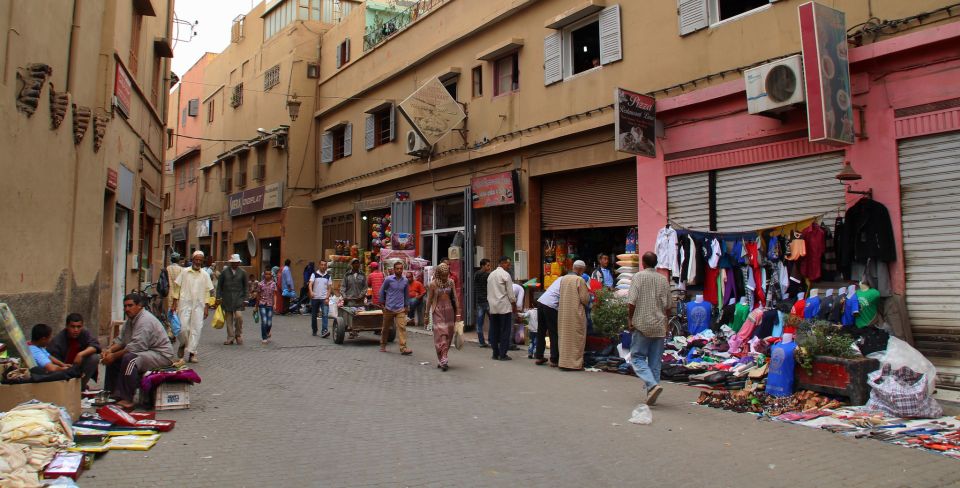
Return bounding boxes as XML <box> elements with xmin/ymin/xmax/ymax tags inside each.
<box><xmin>28</xmin><ymin>323</ymin><xmax>71</xmax><ymax>373</ymax></box>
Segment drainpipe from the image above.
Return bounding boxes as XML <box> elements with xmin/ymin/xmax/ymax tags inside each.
<box><xmin>2</xmin><ymin>1</ymin><xmax>17</xmax><ymax>84</ymax></box>
<box><xmin>64</xmin><ymin>0</ymin><xmax>83</xmax><ymax>324</ymax></box>
<box><xmin>66</xmin><ymin>0</ymin><xmax>80</xmax><ymax>91</ymax></box>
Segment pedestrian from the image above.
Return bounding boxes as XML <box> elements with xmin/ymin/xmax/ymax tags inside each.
<box><xmin>301</xmin><ymin>261</ymin><xmax>316</xmax><ymax>304</ymax></box>
<box><xmin>535</xmin><ymin>277</ymin><xmax>562</xmax><ymax>367</ymax></box>
<box><xmin>280</xmin><ymin>259</ymin><xmax>295</xmax><ymax>314</ymax></box>
<box><xmin>343</xmin><ymin>258</ymin><xmax>367</xmax><ymax>307</ymax></box>
<box><xmin>510</xmin><ymin>280</ymin><xmax>525</xmax><ymax>351</ymax></box>
<box><xmin>487</xmin><ymin>256</ymin><xmax>517</xmax><ymax>361</ymax></box>
<box><xmin>626</xmin><ymin>252</ymin><xmax>672</xmax><ymax>406</ymax></box>
<box><xmin>254</xmin><ymin>269</ymin><xmax>278</xmax><ymax>344</ymax></box>
<box><xmin>473</xmin><ymin>258</ymin><xmax>492</xmax><ymax>347</ymax></box>
<box><xmin>47</xmin><ymin>313</ymin><xmax>101</xmax><ymax>390</ymax></box>
<box><xmin>427</xmin><ymin>263</ymin><xmax>460</xmax><ymax>371</ymax></box>
<box><xmin>309</xmin><ymin>260</ymin><xmax>333</xmax><ymax>337</ymax></box>
<box><xmin>379</xmin><ymin>261</ymin><xmax>412</xmax><ymax>355</ymax></box>
<box><xmin>164</xmin><ymin>253</ymin><xmax>183</xmax><ymax>313</ymax></box>
<box><xmin>557</xmin><ymin>260</ymin><xmax>590</xmax><ymax>371</ymax></box>
<box><xmin>368</xmin><ymin>262</ymin><xmax>385</xmax><ymax>306</ymax></box>
<box><xmin>102</xmin><ymin>293</ymin><xmax>175</xmax><ymax>409</ymax></box>
<box><xmin>406</xmin><ymin>271</ymin><xmax>426</xmax><ymax>327</ymax></box>
<box><xmin>172</xmin><ymin>250</ymin><xmax>214</xmax><ymax>363</ymax></box>
<box><xmin>590</xmin><ymin>253</ymin><xmax>616</xmax><ymax>290</ymax></box>
<box><xmin>216</xmin><ymin>254</ymin><xmax>248</xmax><ymax>346</ymax></box>
<box><xmin>272</xmin><ymin>265</ymin><xmax>282</xmax><ymax>314</ymax></box>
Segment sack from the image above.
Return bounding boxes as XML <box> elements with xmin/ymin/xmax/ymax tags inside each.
<box><xmin>453</xmin><ymin>321</ymin><xmax>464</xmax><ymax>350</ymax></box>
<box><xmin>157</xmin><ymin>269</ymin><xmax>170</xmax><ymax>297</ymax></box>
<box><xmin>253</xmin><ymin>307</ymin><xmax>260</xmax><ymax>324</ymax></box>
<box><xmin>866</xmin><ymin>364</ymin><xmax>942</xmax><ymax>418</ymax></box>
<box><xmin>168</xmin><ymin>311</ymin><xmax>181</xmax><ymax>337</ymax></box>
<box><xmin>867</xmin><ymin>336</ymin><xmax>937</xmax><ymax>394</ymax></box>
<box><xmin>616</xmin><ymin>266</ymin><xmax>639</xmax><ymax>275</ymax></box>
<box><xmin>212</xmin><ymin>306</ymin><xmax>225</xmax><ymax>329</ymax></box>
<box><xmin>206</xmin><ymin>296</ymin><xmax>216</xmax><ymax>307</ymax></box>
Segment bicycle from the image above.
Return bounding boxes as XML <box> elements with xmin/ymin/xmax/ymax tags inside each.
<box><xmin>131</xmin><ymin>283</ymin><xmax>176</xmax><ymax>342</ymax></box>
<box><xmin>666</xmin><ymin>288</ymin><xmax>688</xmax><ymax>340</ymax></box>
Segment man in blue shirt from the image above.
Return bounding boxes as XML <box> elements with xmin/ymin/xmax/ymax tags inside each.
<box><xmin>590</xmin><ymin>254</ymin><xmax>616</xmax><ymax>289</ymax></box>
<box><xmin>379</xmin><ymin>261</ymin><xmax>412</xmax><ymax>355</ymax></box>
<box><xmin>28</xmin><ymin>323</ymin><xmax>71</xmax><ymax>373</ymax></box>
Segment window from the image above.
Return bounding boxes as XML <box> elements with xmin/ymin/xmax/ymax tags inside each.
<box><xmin>241</xmin><ymin>60</ymin><xmax>249</xmax><ymax>78</ymax></box>
<box><xmin>203</xmin><ymin>169</ymin><xmax>210</xmax><ymax>192</ymax></box>
<box><xmin>151</xmin><ymin>57</ymin><xmax>162</xmax><ymax>108</ymax></box>
<box><xmin>321</xmin><ymin>123</ymin><xmax>352</xmax><ymax>163</ymax></box>
<box><xmin>545</xmin><ymin>5</ymin><xmax>621</xmax><ymax>85</ymax></box>
<box><xmin>264</xmin><ymin>64</ymin><xmax>280</xmax><ymax>90</ymax></box>
<box><xmin>493</xmin><ymin>52</ymin><xmax>519</xmax><ymax>96</ymax></box>
<box><xmin>231</xmin><ymin>83</ymin><xmax>243</xmax><ymax>108</ymax></box>
<box><xmin>443</xmin><ymin>79</ymin><xmax>458</xmax><ymax>101</ymax></box>
<box><xmin>129</xmin><ymin>13</ymin><xmax>143</xmax><ymax>76</ymax></box>
<box><xmin>222</xmin><ymin>161</ymin><xmax>233</xmax><ymax>193</ymax></box>
<box><xmin>163</xmin><ymin>192</ymin><xmax>171</xmax><ymax>210</ymax></box>
<box><xmin>237</xmin><ymin>153</ymin><xmax>248</xmax><ymax>188</ymax></box>
<box><xmin>166</xmin><ymin>128</ymin><xmax>173</xmax><ymax>148</ymax></box>
<box><xmin>679</xmin><ymin>0</ymin><xmax>773</xmax><ymax>36</ymax></box>
<box><xmin>231</xmin><ymin>15</ymin><xmax>245</xmax><ymax>42</ymax></box>
<box><xmin>365</xmin><ymin>105</ymin><xmax>395</xmax><ymax>150</ymax></box>
<box><xmin>178</xmin><ymin>164</ymin><xmax>186</xmax><ymax>189</ymax></box>
<box><xmin>255</xmin><ymin>145</ymin><xmax>266</xmax><ymax>181</ymax></box>
<box><xmin>264</xmin><ymin>0</ymin><xmax>297</xmax><ymax>39</ymax></box>
<box><xmin>716</xmin><ymin>0</ymin><xmax>769</xmax><ymax>22</ymax></box>
<box><xmin>206</xmin><ymin>100</ymin><xmax>215</xmax><ymax>123</ymax></box>
<box><xmin>336</xmin><ymin>39</ymin><xmax>351</xmax><ymax>68</ymax></box>
<box><xmin>298</xmin><ymin>0</ymin><xmax>322</xmax><ymax>20</ymax></box>
<box><xmin>187</xmin><ymin>99</ymin><xmax>199</xmax><ymax>116</ymax></box>
<box><xmin>471</xmin><ymin>66</ymin><xmax>483</xmax><ymax>98</ymax></box>
<box><xmin>323</xmin><ymin>0</ymin><xmax>355</xmax><ymax>23</ymax></box>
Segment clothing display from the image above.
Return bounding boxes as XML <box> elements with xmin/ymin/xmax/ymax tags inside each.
<box><xmin>800</xmin><ymin>224</ymin><xmax>826</xmax><ymax>282</ymax></box>
<box><xmin>685</xmin><ymin>300</ymin><xmax>712</xmax><ymax>335</ymax></box>
<box><xmin>840</xmin><ymin>198</ymin><xmax>897</xmax><ymax>264</ymax></box>
<box><xmin>731</xmin><ymin>302</ymin><xmax>750</xmax><ymax>332</ymax></box>
<box><xmin>842</xmin><ymin>292</ymin><xmax>860</xmax><ymax>328</ymax></box>
<box><xmin>818</xmin><ymin>293</ymin><xmax>837</xmax><ymax>321</ymax></box>
<box><xmin>803</xmin><ymin>295</ymin><xmax>821</xmax><ymax>320</ymax></box>
<box><xmin>856</xmin><ymin>287</ymin><xmax>881</xmax><ymax>329</ymax></box>
<box><xmin>655</xmin><ymin>226</ymin><xmax>679</xmax><ymax>277</ymax></box>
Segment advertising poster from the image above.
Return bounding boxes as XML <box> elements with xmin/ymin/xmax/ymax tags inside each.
<box><xmin>800</xmin><ymin>2</ymin><xmax>854</xmax><ymax>145</ymax></box>
<box><xmin>615</xmin><ymin>88</ymin><xmax>656</xmax><ymax>157</ymax></box>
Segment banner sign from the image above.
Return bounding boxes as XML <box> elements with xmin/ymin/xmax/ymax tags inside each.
<box><xmin>228</xmin><ymin>182</ymin><xmax>283</xmax><ymax>217</ymax></box>
<box><xmin>799</xmin><ymin>2</ymin><xmax>854</xmax><ymax>145</ymax></box>
<box><xmin>471</xmin><ymin>171</ymin><xmax>518</xmax><ymax>209</ymax></box>
<box><xmin>114</xmin><ymin>62</ymin><xmax>133</xmax><ymax>118</ymax></box>
<box><xmin>397</xmin><ymin>77</ymin><xmax>466</xmax><ymax>146</ymax></box>
<box><xmin>614</xmin><ymin>88</ymin><xmax>656</xmax><ymax>157</ymax></box>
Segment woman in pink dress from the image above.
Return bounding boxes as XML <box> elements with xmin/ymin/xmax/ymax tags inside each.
<box><xmin>428</xmin><ymin>263</ymin><xmax>460</xmax><ymax>371</ymax></box>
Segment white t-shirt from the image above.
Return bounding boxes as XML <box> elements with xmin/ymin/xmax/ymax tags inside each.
<box><xmin>537</xmin><ymin>278</ymin><xmax>563</xmax><ymax>310</ymax></box>
<box><xmin>512</xmin><ymin>283</ymin><xmax>525</xmax><ymax>309</ymax></box>
<box><xmin>309</xmin><ymin>271</ymin><xmax>333</xmax><ymax>300</ymax></box>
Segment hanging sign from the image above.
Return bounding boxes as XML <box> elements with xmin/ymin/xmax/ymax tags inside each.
<box><xmin>614</xmin><ymin>88</ymin><xmax>656</xmax><ymax>157</ymax></box>
<box><xmin>228</xmin><ymin>182</ymin><xmax>283</xmax><ymax>217</ymax></box>
<box><xmin>397</xmin><ymin>77</ymin><xmax>466</xmax><ymax>146</ymax></box>
<box><xmin>114</xmin><ymin>62</ymin><xmax>133</xmax><ymax>118</ymax></box>
<box><xmin>799</xmin><ymin>2</ymin><xmax>854</xmax><ymax>145</ymax></box>
<box><xmin>471</xmin><ymin>171</ymin><xmax>518</xmax><ymax>208</ymax></box>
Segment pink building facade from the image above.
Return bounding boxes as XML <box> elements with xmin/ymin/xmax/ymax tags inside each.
<box><xmin>636</xmin><ymin>23</ymin><xmax>960</xmax><ymax>389</ymax></box>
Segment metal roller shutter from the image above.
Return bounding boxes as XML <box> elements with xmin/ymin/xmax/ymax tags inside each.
<box><xmin>667</xmin><ymin>173</ymin><xmax>710</xmax><ymax>230</ymax></box>
<box><xmin>898</xmin><ymin>131</ymin><xmax>960</xmax><ymax>387</ymax></box>
<box><xmin>715</xmin><ymin>153</ymin><xmax>846</xmax><ymax>232</ymax></box>
<box><xmin>541</xmin><ymin>161</ymin><xmax>637</xmax><ymax>230</ymax></box>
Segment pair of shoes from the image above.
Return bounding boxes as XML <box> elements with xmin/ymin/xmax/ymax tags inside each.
<box><xmin>441</xmin><ymin>364</ymin><xmax>449</xmax><ymax>372</ymax></box>
<box><xmin>527</xmin><ymin>354</ymin><xmax>534</xmax><ymax>359</ymax></box>
<box><xmin>535</xmin><ymin>358</ymin><xmax>548</xmax><ymax>365</ymax></box>
<box><xmin>188</xmin><ymin>354</ymin><xmax>199</xmax><ymax>364</ymax></box>
<box><xmin>401</xmin><ymin>349</ymin><xmax>413</xmax><ymax>356</ymax></box>
<box><xmin>237</xmin><ymin>337</ymin><xmax>243</xmax><ymax>345</ymax></box>
<box><xmin>646</xmin><ymin>385</ymin><xmax>664</xmax><ymax>406</ymax></box>
<box><xmin>549</xmin><ymin>362</ymin><xmax>558</xmax><ymax>368</ymax></box>
<box><xmin>379</xmin><ymin>346</ymin><xmax>387</xmax><ymax>352</ymax></box>
<box><xmin>479</xmin><ymin>343</ymin><xmax>489</xmax><ymax>348</ymax></box>
<box><xmin>321</xmin><ymin>331</ymin><xmax>331</xmax><ymax>338</ymax></box>
<box><xmin>492</xmin><ymin>355</ymin><xmax>499</xmax><ymax>360</ymax></box>
<box><xmin>177</xmin><ymin>344</ymin><xmax>186</xmax><ymax>359</ymax></box>
<box><xmin>312</xmin><ymin>331</ymin><xmax>317</xmax><ymax>336</ymax></box>
<box><xmin>500</xmin><ymin>355</ymin><xmax>512</xmax><ymax>361</ymax></box>
<box><xmin>261</xmin><ymin>340</ymin><xmax>269</xmax><ymax>345</ymax></box>
<box><xmin>223</xmin><ymin>340</ymin><xmax>235</xmax><ymax>345</ymax></box>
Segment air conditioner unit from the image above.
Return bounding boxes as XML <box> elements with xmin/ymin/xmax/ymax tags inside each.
<box><xmin>745</xmin><ymin>55</ymin><xmax>805</xmax><ymax>115</ymax></box>
<box><xmin>405</xmin><ymin>130</ymin><xmax>430</xmax><ymax>157</ymax></box>
<box><xmin>271</xmin><ymin>134</ymin><xmax>287</xmax><ymax>149</ymax></box>
<box><xmin>513</xmin><ymin>250</ymin><xmax>529</xmax><ymax>280</ymax></box>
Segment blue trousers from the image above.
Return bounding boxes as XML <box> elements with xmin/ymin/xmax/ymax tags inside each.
<box><xmin>630</xmin><ymin>331</ymin><xmax>665</xmax><ymax>391</ymax></box>
<box><xmin>475</xmin><ymin>303</ymin><xmax>489</xmax><ymax>345</ymax></box>
<box><xmin>311</xmin><ymin>299</ymin><xmax>329</xmax><ymax>334</ymax></box>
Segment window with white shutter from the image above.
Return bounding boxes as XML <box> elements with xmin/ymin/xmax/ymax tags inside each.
<box><xmin>678</xmin><ymin>0</ymin><xmax>709</xmax><ymax>36</ymax></box>
<box><xmin>543</xmin><ymin>32</ymin><xmax>562</xmax><ymax>86</ymax></box>
<box><xmin>365</xmin><ymin>114</ymin><xmax>376</xmax><ymax>150</ymax></box>
<box><xmin>343</xmin><ymin>122</ymin><xmax>352</xmax><ymax>157</ymax></box>
<box><xmin>321</xmin><ymin>131</ymin><xmax>333</xmax><ymax>163</ymax></box>
<box><xmin>598</xmin><ymin>5</ymin><xmax>622</xmax><ymax>65</ymax></box>
<box><xmin>545</xmin><ymin>4</ymin><xmax>622</xmax><ymax>83</ymax></box>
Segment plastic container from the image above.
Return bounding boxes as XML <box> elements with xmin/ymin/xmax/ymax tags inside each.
<box><xmin>765</xmin><ymin>342</ymin><xmax>797</xmax><ymax>397</ymax></box>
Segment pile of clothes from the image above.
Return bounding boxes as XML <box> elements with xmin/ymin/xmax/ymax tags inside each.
<box><xmin>659</xmin><ymin>329</ymin><xmax>772</xmax><ymax>391</ymax></box>
<box><xmin>0</xmin><ymin>401</ymin><xmax>74</xmax><ymax>487</ymax></box>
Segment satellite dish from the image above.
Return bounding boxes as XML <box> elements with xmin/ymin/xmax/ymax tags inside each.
<box><xmin>246</xmin><ymin>230</ymin><xmax>257</xmax><ymax>257</ymax></box>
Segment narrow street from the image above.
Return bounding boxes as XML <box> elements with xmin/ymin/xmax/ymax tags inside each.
<box><xmin>80</xmin><ymin>311</ymin><xmax>959</xmax><ymax>488</ymax></box>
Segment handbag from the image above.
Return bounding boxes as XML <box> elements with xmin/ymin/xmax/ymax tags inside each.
<box><xmin>453</xmin><ymin>321</ymin><xmax>465</xmax><ymax>350</ymax></box>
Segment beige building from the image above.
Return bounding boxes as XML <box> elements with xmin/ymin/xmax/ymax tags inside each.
<box><xmin>0</xmin><ymin>0</ymin><xmax>173</xmax><ymax>335</ymax></box>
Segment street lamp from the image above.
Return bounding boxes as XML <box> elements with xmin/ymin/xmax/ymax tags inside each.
<box><xmin>835</xmin><ymin>160</ymin><xmax>873</xmax><ymax>199</ymax></box>
<box><xmin>286</xmin><ymin>95</ymin><xmax>302</xmax><ymax>121</ymax></box>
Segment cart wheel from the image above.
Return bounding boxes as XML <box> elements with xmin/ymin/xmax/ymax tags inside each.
<box><xmin>388</xmin><ymin>327</ymin><xmax>396</xmax><ymax>343</ymax></box>
<box><xmin>334</xmin><ymin>318</ymin><xmax>346</xmax><ymax>344</ymax></box>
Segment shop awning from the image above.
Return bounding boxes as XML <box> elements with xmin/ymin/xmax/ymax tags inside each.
<box><xmin>143</xmin><ymin>190</ymin><xmax>162</xmax><ymax>219</ymax></box>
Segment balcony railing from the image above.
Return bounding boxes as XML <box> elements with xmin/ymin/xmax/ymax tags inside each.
<box><xmin>363</xmin><ymin>0</ymin><xmax>450</xmax><ymax>52</ymax></box>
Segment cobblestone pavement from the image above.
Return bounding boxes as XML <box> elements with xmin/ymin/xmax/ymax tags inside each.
<box><xmin>80</xmin><ymin>311</ymin><xmax>960</xmax><ymax>488</ymax></box>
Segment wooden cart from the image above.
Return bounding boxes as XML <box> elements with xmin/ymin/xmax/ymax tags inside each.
<box><xmin>334</xmin><ymin>307</ymin><xmax>396</xmax><ymax>344</ymax></box>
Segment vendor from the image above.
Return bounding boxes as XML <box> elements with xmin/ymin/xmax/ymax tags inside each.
<box><xmin>102</xmin><ymin>293</ymin><xmax>175</xmax><ymax>409</ymax></box>
<box><xmin>47</xmin><ymin>313</ymin><xmax>101</xmax><ymax>390</ymax></box>
<box><xmin>590</xmin><ymin>253</ymin><xmax>616</xmax><ymax>290</ymax></box>
<box><xmin>343</xmin><ymin>258</ymin><xmax>367</xmax><ymax>307</ymax></box>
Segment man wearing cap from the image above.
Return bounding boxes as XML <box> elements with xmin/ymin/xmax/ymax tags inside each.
<box><xmin>217</xmin><ymin>254</ymin><xmax>248</xmax><ymax>345</ymax></box>
<box><xmin>343</xmin><ymin>258</ymin><xmax>367</xmax><ymax>307</ymax></box>
<box><xmin>173</xmin><ymin>250</ymin><xmax>214</xmax><ymax>362</ymax></box>
<box><xmin>557</xmin><ymin>260</ymin><xmax>590</xmax><ymax>370</ymax></box>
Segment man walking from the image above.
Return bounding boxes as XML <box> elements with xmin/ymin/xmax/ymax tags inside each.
<box><xmin>47</xmin><ymin>313</ymin><xmax>101</xmax><ymax>390</ymax></box>
<box><xmin>535</xmin><ymin>277</ymin><xmax>563</xmax><ymax>367</ymax></box>
<box><xmin>280</xmin><ymin>259</ymin><xmax>295</xmax><ymax>314</ymax></box>
<box><xmin>309</xmin><ymin>260</ymin><xmax>333</xmax><ymax>337</ymax></box>
<box><xmin>368</xmin><ymin>262</ymin><xmax>385</xmax><ymax>306</ymax></box>
<box><xmin>216</xmin><ymin>254</ymin><xmax>248</xmax><ymax>346</ymax></box>
<box><xmin>487</xmin><ymin>256</ymin><xmax>517</xmax><ymax>361</ymax></box>
<box><xmin>173</xmin><ymin>250</ymin><xmax>214</xmax><ymax>363</ymax></box>
<box><xmin>164</xmin><ymin>253</ymin><xmax>183</xmax><ymax>313</ymax></box>
<box><xmin>627</xmin><ymin>252</ymin><xmax>672</xmax><ymax>406</ymax></box>
<box><xmin>379</xmin><ymin>261</ymin><xmax>412</xmax><ymax>355</ymax></box>
<box><xmin>343</xmin><ymin>258</ymin><xmax>367</xmax><ymax>306</ymax></box>
<box><xmin>473</xmin><ymin>258</ymin><xmax>491</xmax><ymax>347</ymax></box>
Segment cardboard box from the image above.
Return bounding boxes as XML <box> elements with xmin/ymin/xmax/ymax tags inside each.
<box><xmin>154</xmin><ymin>381</ymin><xmax>191</xmax><ymax>410</ymax></box>
<box><xmin>0</xmin><ymin>378</ymin><xmax>81</xmax><ymax>420</ymax></box>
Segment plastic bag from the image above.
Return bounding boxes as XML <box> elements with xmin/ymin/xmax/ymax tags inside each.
<box><xmin>212</xmin><ymin>306</ymin><xmax>225</xmax><ymax>329</ymax></box>
<box><xmin>868</xmin><ymin>336</ymin><xmax>937</xmax><ymax>393</ymax></box>
<box><xmin>453</xmin><ymin>321</ymin><xmax>464</xmax><ymax>350</ymax></box>
<box><xmin>866</xmin><ymin>364</ymin><xmax>942</xmax><ymax>418</ymax></box>
<box><xmin>629</xmin><ymin>404</ymin><xmax>652</xmax><ymax>425</ymax></box>
<box><xmin>168</xmin><ymin>311</ymin><xmax>181</xmax><ymax>337</ymax></box>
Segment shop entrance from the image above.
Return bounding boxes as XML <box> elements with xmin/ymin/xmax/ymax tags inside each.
<box><xmin>112</xmin><ymin>206</ymin><xmax>129</xmax><ymax>320</ymax></box>
<box><xmin>260</xmin><ymin>237</ymin><xmax>281</xmax><ymax>273</ymax></box>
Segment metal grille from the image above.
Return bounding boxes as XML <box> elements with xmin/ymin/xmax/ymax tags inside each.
<box><xmin>541</xmin><ymin>161</ymin><xmax>637</xmax><ymax>230</ymax></box>
<box><xmin>264</xmin><ymin>65</ymin><xmax>280</xmax><ymax>90</ymax></box>
<box><xmin>667</xmin><ymin>172</ymin><xmax>710</xmax><ymax>230</ymax></box>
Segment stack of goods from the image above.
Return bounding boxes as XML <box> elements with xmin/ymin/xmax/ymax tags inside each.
<box><xmin>697</xmin><ymin>389</ymin><xmax>840</xmax><ymax>415</ymax></box>
<box><xmin>657</xmin><ymin>330</ymin><xmax>773</xmax><ymax>391</ymax></box>
<box><xmin>69</xmin><ymin>406</ymin><xmax>174</xmax><ymax>453</ymax></box>
<box><xmin>0</xmin><ymin>401</ymin><xmax>73</xmax><ymax>487</ymax></box>
<box><xmin>368</xmin><ymin>214</ymin><xmax>392</xmax><ymax>258</ymax></box>
<box><xmin>614</xmin><ymin>253</ymin><xmax>639</xmax><ymax>297</ymax></box>
<box><xmin>542</xmin><ymin>238</ymin><xmax>577</xmax><ymax>289</ymax></box>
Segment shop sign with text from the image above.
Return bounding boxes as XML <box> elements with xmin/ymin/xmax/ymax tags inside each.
<box><xmin>471</xmin><ymin>171</ymin><xmax>518</xmax><ymax>209</ymax></box>
<box><xmin>229</xmin><ymin>182</ymin><xmax>283</xmax><ymax>217</ymax></box>
<box><xmin>615</xmin><ymin>88</ymin><xmax>656</xmax><ymax>157</ymax></box>
<box><xmin>114</xmin><ymin>62</ymin><xmax>133</xmax><ymax>118</ymax></box>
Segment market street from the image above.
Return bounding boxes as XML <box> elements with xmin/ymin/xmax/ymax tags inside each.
<box><xmin>79</xmin><ymin>311</ymin><xmax>960</xmax><ymax>488</ymax></box>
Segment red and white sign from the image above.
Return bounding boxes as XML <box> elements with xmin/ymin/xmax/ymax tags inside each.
<box><xmin>471</xmin><ymin>171</ymin><xmax>517</xmax><ymax>209</ymax></box>
<box><xmin>114</xmin><ymin>62</ymin><xmax>133</xmax><ymax>118</ymax></box>
<box><xmin>106</xmin><ymin>168</ymin><xmax>118</xmax><ymax>190</ymax></box>
<box><xmin>799</xmin><ymin>2</ymin><xmax>854</xmax><ymax>145</ymax></box>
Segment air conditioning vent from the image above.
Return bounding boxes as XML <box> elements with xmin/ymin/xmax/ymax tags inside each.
<box><xmin>405</xmin><ymin>130</ymin><xmax>430</xmax><ymax>157</ymax></box>
<box><xmin>271</xmin><ymin>134</ymin><xmax>287</xmax><ymax>149</ymax></box>
<box><xmin>306</xmin><ymin>63</ymin><xmax>320</xmax><ymax>79</ymax></box>
<box><xmin>745</xmin><ymin>55</ymin><xmax>805</xmax><ymax>115</ymax></box>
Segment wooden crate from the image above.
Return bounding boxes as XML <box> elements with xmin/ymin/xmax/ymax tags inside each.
<box><xmin>154</xmin><ymin>382</ymin><xmax>191</xmax><ymax>410</ymax></box>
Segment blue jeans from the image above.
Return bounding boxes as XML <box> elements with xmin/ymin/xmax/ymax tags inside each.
<box><xmin>527</xmin><ymin>331</ymin><xmax>537</xmax><ymax>356</ymax></box>
<box><xmin>311</xmin><ymin>299</ymin><xmax>329</xmax><ymax>335</ymax></box>
<box><xmin>475</xmin><ymin>303</ymin><xmax>489</xmax><ymax>345</ymax></box>
<box><xmin>630</xmin><ymin>331</ymin><xmax>665</xmax><ymax>391</ymax></box>
<box><xmin>259</xmin><ymin>305</ymin><xmax>274</xmax><ymax>340</ymax></box>
<box><xmin>407</xmin><ymin>297</ymin><xmax>424</xmax><ymax>326</ymax></box>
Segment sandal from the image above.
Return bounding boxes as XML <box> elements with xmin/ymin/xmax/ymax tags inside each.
<box><xmin>236</xmin><ymin>337</ymin><xmax>243</xmax><ymax>345</ymax></box>
<box><xmin>223</xmin><ymin>340</ymin><xmax>235</xmax><ymax>345</ymax></box>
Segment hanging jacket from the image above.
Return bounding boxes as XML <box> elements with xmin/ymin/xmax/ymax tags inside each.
<box><xmin>840</xmin><ymin>198</ymin><xmax>897</xmax><ymax>264</ymax></box>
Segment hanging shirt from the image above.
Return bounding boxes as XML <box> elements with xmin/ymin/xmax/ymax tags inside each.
<box><xmin>842</xmin><ymin>292</ymin><xmax>860</xmax><ymax>327</ymax></box>
<box><xmin>767</xmin><ymin>236</ymin><xmax>781</xmax><ymax>261</ymax></box>
<box><xmin>791</xmin><ymin>299</ymin><xmax>806</xmax><ymax>319</ymax></box>
<box><xmin>654</xmin><ymin>227</ymin><xmax>679</xmax><ymax>278</ymax></box>
<box><xmin>731</xmin><ymin>302</ymin><xmax>750</xmax><ymax>332</ymax></box>
<box><xmin>800</xmin><ymin>224</ymin><xmax>826</xmax><ymax>282</ymax></box>
<box><xmin>685</xmin><ymin>300</ymin><xmax>712</xmax><ymax>335</ymax></box>
<box><xmin>818</xmin><ymin>294</ymin><xmax>837</xmax><ymax>321</ymax></box>
<box><xmin>786</xmin><ymin>236</ymin><xmax>806</xmax><ymax>262</ymax></box>
<box><xmin>707</xmin><ymin>238</ymin><xmax>721</xmax><ymax>269</ymax></box>
<box><xmin>830</xmin><ymin>295</ymin><xmax>846</xmax><ymax>323</ymax></box>
<box><xmin>803</xmin><ymin>295</ymin><xmax>821</xmax><ymax>320</ymax></box>
<box><xmin>855</xmin><ymin>288</ymin><xmax>881</xmax><ymax>328</ymax></box>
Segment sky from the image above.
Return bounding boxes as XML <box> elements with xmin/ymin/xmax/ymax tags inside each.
<box><xmin>171</xmin><ymin>0</ymin><xmax>259</xmax><ymax>77</ymax></box>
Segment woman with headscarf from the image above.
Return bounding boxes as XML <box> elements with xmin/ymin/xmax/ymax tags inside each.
<box><xmin>428</xmin><ymin>263</ymin><xmax>460</xmax><ymax>371</ymax></box>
